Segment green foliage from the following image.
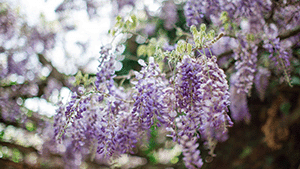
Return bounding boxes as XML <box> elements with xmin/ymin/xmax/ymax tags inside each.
<box><xmin>74</xmin><ymin>70</ymin><xmax>94</xmax><ymax>87</ymax></box>
<box><xmin>109</xmin><ymin>15</ymin><xmax>138</xmax><ymax>36</ymax></box>
<box><xmin>142</xmin><ymin>125</ymin><xmax>158</xmax><ymax>164</ymax></box>
<box><xmin>190</xmin><ymin>24</ymin><xmax>221</xmax><ymax>49</ymax></box>
<box><xmin>25</xmin><ymin>122</ymin><xmax>36</xmax><ymax>132</ymax></box>
<box><xmin>291</xmin><ymin>60</ymin><xmax>300</xmax><ymax>85</ymax></box>
<box><xmin>220</xmin><ymin>11</ymin><xmax>229</xmax><ymax>24</ymax></box>
<box><xmin>137</xmin><ymin>45</ymin><xmax>147</xmax><ymax>57</ymax></box>
<box><xmin>26</xmin><ymin>110</ymin><xmax>33</xmax><ymax>117</ymax></box>
<box><xmin>291</xmin><ymin>76</ymin><xmax>300</xmax><ymax>85</ymax></box>
<box><xmin>280</xmin><ymin>102</ymin><xmax>291</xmax><ymax>116</ymax></box>
<box><xmin>239</xmin><ymin>146</ymin><xmax>252</xmax><ymax>159</ymax></box>
<box><xmin>220</xmin><ymin>11</ymin><xmax>229</xmax><ymax>30</ymax></box>
<box><xmin>0</xmin><ymin>130</ymin><xmax>4</xmax><ymax>140</ymax></box>
<box><xmin>12</xmin><ymin>148</ymin><xmax>22</xmax><ymax>163</ymax></box>
<box><xmin>136</xmin><ymin>37</ymin><xmax>168</xmax><ymax>62</ymax></box>
<box><xmin>176</xmin><ymin>27</ymin><xmax>184</xmax><ymax>37</ymax></box>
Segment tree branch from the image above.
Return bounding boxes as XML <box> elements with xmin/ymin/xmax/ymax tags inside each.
<box><xmin>278</xmin><ymin>25</ymin><xmax>300</xmax><ymax>40</ymax></box>
<box><xmin>0</xmin><ymin>141</ymin><xmax>38</xmax><ymax>154</ymax></box>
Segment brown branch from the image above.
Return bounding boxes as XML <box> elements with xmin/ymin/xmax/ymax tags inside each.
<box><xmin>278</xmin><ymin>25</ymin><xmax>300</xmax><ymax>40</ymax></box>
<box><xmin>261</xmin><ymin>95</ymin><xmax>289</xmax><ymax>150</ymax></box>
<box><xmin>0</xmin><ymin>119</ymin><xmax>25</xmax><ymax>131</ymax></box>
<box><xmin>0</xmin><ymin>141</ymin><xmax>38</xmax><ymax>154</ymax></box>
<box><xmin>0</xmin><ymin>158</ymin><xmax>40</xmax><ymax>169</ymax></box>
<box><xmin>0</xmin><ymin>140</ymin><xmax>112</xmax><ymax>169</ymax></box>
<box><xmin>0</xmin><ymin>109</ymin><xmax>49</xmax><ymax>135</ymax></box>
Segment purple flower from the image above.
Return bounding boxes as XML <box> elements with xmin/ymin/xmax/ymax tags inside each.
<box><xmin>163</xmin><ymin>43</ymin><xmax>177</xmax><ymax>52</ymax></box>
<box><xmin>53</xmin><ymin>47</ymin><xmax>234</xmax><ymax>167</ymax></box>
<box><xmin>116</xmin><ymin>0</ymin><xmax>136</xmax><ymax>10</ymax></box>
<box><xmin>254</xmin><ymin>67</ymin><xmax>271</xmax><ymax>101</ymax></box>
<box><xmin>263</xmin><ymin>38</ymin><xmax>291</xmax><ymax>68</ymax></box>
<box><xmin>175</xmin><ymin>55</ymin><xmax>232</xmax><ymax>136</ymax></box>
<box><xmin>143</xmin><ymin>23</ymin><xmax>156</xmax><ymax>36</ymax></box>
<box><xmin>131</xmin><ymin>57</ymin><xmax>169</xmax><ymax>129</ymax></box>
<box><xmin>54</xmin><ymin>45</ymin><xmax>138</xmax><ymax>159</ymax></box>
<box><xmin>180</xmin><ymin>135</ymin><xmax>203</xmax><ymax>169</ymax></box>
<box><xmin>184</xmin><ymin>0</ymin><xmax>205</xmax><ymax>27</ymax></box>
<box><xmin>194</xmin><ymin>55</ymin><xmax>232</xmax><ymax>146</ymax></box>
<box><xmin>175</xmin><ymin>116</ymin><xmax>203</xmax><ymax>169</ymax></box>
<box><xmin>95</xmin><ymin>45</ymin><xmax>116</xmax><ymax>91</ymax></box>
<box><xmin>233</xmin><ymin>39</ymin><xmax>258</xmax><ymax>94</ymax></box>
<box><xmin>53</xmin><ymin>102</ymin><xmax>68</xmax><ymax>142</ymax></box>
<box><xmin>174</xmin><ymin>55</ymin><xmax>232</xmax><ymax>165</ymax></box>
<box><xmin>229</xmin><ymin>73</ymin><xmax>251</xmax><ymax>124</ymax></box>
<box><xmin>161</xmin><ymin>0</ymin><xmax>178</xmax><ymax>30</ymax></box>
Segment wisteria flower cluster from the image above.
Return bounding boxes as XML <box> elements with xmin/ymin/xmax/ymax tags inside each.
<box><xmin>229</xmin><ymin>39</ymin><xmax>257</xmax><ymax>123</ymax></box>
<box><xmin>51</xmin><ymin>0</ymin><xmax>296</xmax><ymax>168</ymax></box>
<box><xmin>54</xmin><ymin>35</ymin><xmax>234</xmax><ymax>169</ymax></box>
<box><xmin>182</xmin><ymin>0</ymin><xmax>294</xmax><ymax>124</ymax></box>
<box><xmin>170</xmin><ymin>55</ymin><xmax>232</xmax><ymax>168</ymax></box>
<box><xmin>1</xmin><ymin>0</ymin><xmax>299</xmax><ymax>168</ymax></box>
<box><xmin>263</xmin><ymin>38</ymin><xmax>291</xmax><ymax>71</ymax></box>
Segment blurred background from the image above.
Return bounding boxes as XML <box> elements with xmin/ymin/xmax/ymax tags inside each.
<box><xmin>1</xmin><ymin>0</ymin><xmax>300</xmax><ymax>168</ymax></box>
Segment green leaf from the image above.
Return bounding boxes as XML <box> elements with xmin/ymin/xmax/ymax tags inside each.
<box><xmin>239</xmin><ymin>146</ymin><xmax>252</xmax><ymax>159</ymax></box>
<box><xmin>190</xmin><ymin>25</ymin><xmax>197</xmax><ymax>35</ymax></box>
<box><xmin>176</xmin><ymin>44</ymin><xmax>183</xmax><ymax>53</ymax></box>
<box><xmin>26</xmin><ymin>110</ymin><xmax>33</xmax><ymax>117</ymax></box>
<box><xmin>137</xmin><ymin>45</ymin><xmax>147</xmax><ymax>56</ymax></box>
<box><xmin>291</xmin><ymin>76</ymin><xmax>300</xmax><ymax>85</ymax></box>
<box><xmin>200</xmin><ymin>23</ymin><xmax>206</xmax><ymax>32</ymax></box>
<box><xmin>147</xmin><ymin>46</ymin><xmax>155</xmax><ymax>57</ymax></box>
<box><xmin>178</xmin><ymin>40</ymin><xmax>186</xmax><ymax>53</ymax></box>
<box><xmin>170</xmin><ymin>157</ymin><xmax>179</xmax><ymax>164</ymax></box>
<box><xmin>130</xmin><ymin>15</ymin><xmax>137</xmax><ymax>29</ymax></box>
<box><xmin>208</xmin><ymin>30</ymin><xmax>215</xmax><ymax>40</ymax></box>
<box><xmin>12</xmin><ymin>148</ymin><xmax>22</xmax><ymax>163</ymax></box>
<box><xmin>176</xmin><ymin>27</ymin><xmax>183</xmax><ymax>37</ymax></box>
<box><xmin>149</xmin><ymin>38</ymin><xmax>157</xmax><ymax>44</ymax></box>
<box><xmin>0</xmin><ymin>130</ymin><xmax>4</xmax><ymax>140</ymax></box>
<box><xmin>224</xmin><ymin>23</ymin><xmax>230</xmax><ymax>30</ymax></box>
<box><xmin>124</xmin><ymin>20</ymin><xmax>131</xmax><ymax>30</ymax></box>
<box><xmin>75</xmin><ymin>71</ymin><xmax>83</xmax><ymax>85</ymax></box>
<box><xmin>26</xmin><ymin>122</ymin><xmax>36</xmax><ymax>132</ymax></box>
<box><xmin>220</xmin><ymin>11</ymin><xmax>228</xmax><ymax>23</ymax></box>
<box><xmin>280</xmin><ymin>102</ymin><xmax>291</xmax><ymax>115</ymax></box>
<box><xmin>109</xmin><ymin>29</ymin><xmax>116</xmax><ymax>36</ymax></box>
<box><xmin>187</xmin><ymin>43</ymin><xmax>192</xmax><ymax>54</ymax></box>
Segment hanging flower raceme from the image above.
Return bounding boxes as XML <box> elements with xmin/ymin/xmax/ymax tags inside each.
<box><xmin>161</xmin><ymin>0</ymin><xmax>178</xmax><ymax>30</ymax></box>
<box><xmin>131</xmin><ymin>57</ymin><xmax>169</xmax><ymax>130</ymax></box>
<box><xmin>230</xmin><ymin>39</ymin><xmax>258</xmax><ymax>123</ymax></box>
<box><xmin>233</xmin><ymin>39</ymin><xmax>258</xmax><ymax>94</ymax></box>
<box><xmin>184</xmin><ymin>0</ymin><xmax>204</xmax><ymax>27</ymax></box>
<box><xmin>54</xmin><ymin>46</ymin><xmax>233</xmax><ymax>168</ymax></box>
<box><xmin>53</xmin><ymin>45</ymin><xmax>137</xmax><ymax>160</ymax></box>
<box><xmin>229</xmin><ymin>72</ymin><xmax>251</xmax><ymax>124</ymax></box>
<box><xmin>177</xmin><ymin>116</ymin><xmax>203</xmax><ymax>169</ymax></box>
<box><xmin>263</xmin><ymin>38</ymin><xmax>291</xmax><ymax>74</ymax></box>
<box><xmin>95</xmin><ymin>45</ymin><xmax>116</xmax><ymax>92</ymax></box>
<box><xmin>254</xmin><ymin>67</ymin><xmax>271</xmax><ymax>101</ymax></box>
<box><xmin>195</xmin><ymin>55</ymin><xmax>232</xmax><ymax>142</ymax></box>
<box><xmin>173</xmin><ymin>55</ymin><xmax>232</xmax><ymax>168</ymax></box>
<box><xmin>175</xmin><ymin>55</ymin><xmax>232</xmax><ymax>139</ymax></box>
